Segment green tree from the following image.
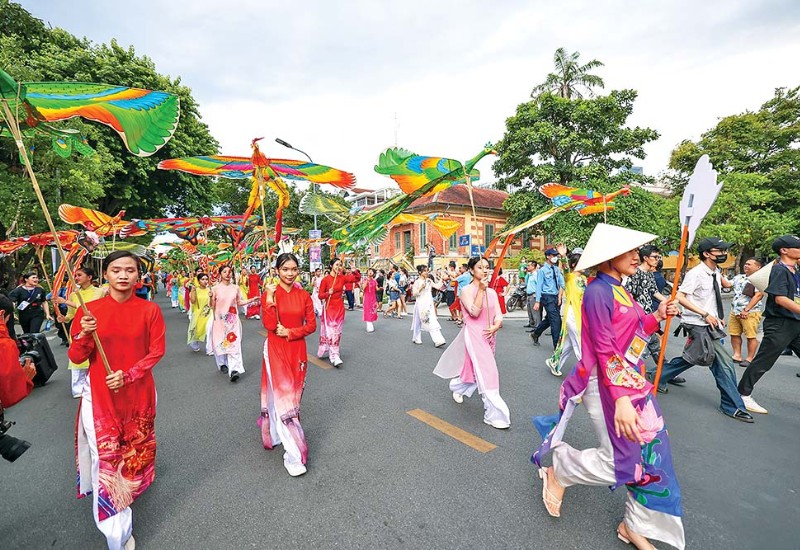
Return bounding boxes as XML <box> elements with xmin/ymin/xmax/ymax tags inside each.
<box><xmin>530</xmin><ymin>47</ymin><xmax>605</xmax><ymax>99</ymax></box>
<box><xmin>0</xmin><ymin>2</ymin><xmax>220</xmax><ymax>284</ymax></box>
<box><xmin>0</xmin><ymin>2</ymin><xmax>220</xmax><ymax>220</ymax></box>
<box><xmin>669</xmin><ymin>86</ymin><xmax>800</xmax><ymax>258</ymax></box>
<box><xmin>493</xmin><ymin>90</ymin><xmax>659</xmax><ymax>190</ymax></box>
<box><xmin>494</xmin><ymin>69</ymin><xmax>661</xmax><ymax>247</ymax></box>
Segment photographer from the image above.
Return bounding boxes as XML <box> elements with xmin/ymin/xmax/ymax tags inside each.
<box><xmin>0</xmin><ymin>295</ymin><xmax>34</xmax><ymax>407</ymax></box>
<box><xmin>0</xmin><ymin>294</ymin><xmax>35</xmax><ymax>463</ymax></box>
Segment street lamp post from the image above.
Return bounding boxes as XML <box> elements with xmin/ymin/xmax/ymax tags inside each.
<box><xmin>275</xmin><ymin>138</ymin><xmax>317</xmax><ymax>230</ymax></box>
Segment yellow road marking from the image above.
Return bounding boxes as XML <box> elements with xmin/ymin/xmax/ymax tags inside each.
<box><xmin>407</xmin><ymin>409</ymin><xmax>497</xmax><ymax>453</ymax></box>
<box><xmin>307</xmin><ymin>354</ymin><xmax>332</xmax><ymax>370</ymax></box>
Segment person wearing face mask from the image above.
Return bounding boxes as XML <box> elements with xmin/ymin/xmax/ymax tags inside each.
<box><xmin>657</xmin><ymin>238</ymin><xmax>754</xmax><ymax>423</ymax></box>
<box><xmin>531</xmin><ymin>248</ymin><xmax>566</xmax><ymax>348</ymax></box>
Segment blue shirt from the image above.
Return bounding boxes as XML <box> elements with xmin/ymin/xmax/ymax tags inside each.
<box><xmin>456</xmin><ymin>272</ymin><xmax>473</xmax><ymax>297</ymax></box>
<box><xmin>525</xmin><ymin>270</ymin><xmax>537</xmax><ymax>295</ymax></box>
<box><xmin>535</xmin><ymin>263</ymin><xmax>565</xmax><ymax>301</ymax></box>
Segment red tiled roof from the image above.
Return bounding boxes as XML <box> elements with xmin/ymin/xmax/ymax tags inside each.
<box><xmin>408</xmin><ymin>186</ymin><xmax>508</xmax><ymax>211</ymax></box>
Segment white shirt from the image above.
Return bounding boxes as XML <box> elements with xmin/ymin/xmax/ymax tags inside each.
<box><xmin>678</xmin><ymin>262</ymin><xmax>725</xmax><ymax>326</ymax></box>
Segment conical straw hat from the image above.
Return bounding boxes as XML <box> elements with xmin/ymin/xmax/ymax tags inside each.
<box><xmin>747</xmin><ymin>261</ymin><xmax>773</xmax><ymax>292</ymax></box>
<box><xmin>575</xmin><ymin>223</ymin><xmax>658</xmax><ymax>272</ymax></box>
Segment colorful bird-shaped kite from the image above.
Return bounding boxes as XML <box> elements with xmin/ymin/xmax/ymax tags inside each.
<box><xmin>539</xmin><ymin>183</ymin><xmax>631</xmax><ymax>217</ymax></box>
<box><xmin>158</xmin><ymin>138</ymin><xmax>356</xmax><ymax>243</ymax></box>
<box><xmin>0</xmin><ymin>124</ymin><xmax>95</xmax><ymax>159</ymax></box>
<box><xmin>493</xmin><ymin>184</ymin><xmax>631</xmax><ymax>240</ymax></box>
<box><xmin>0</xmin><ymin>68</ymin><xmax>180</xmax><ymax>157</ymax></box>
<box><xmin>58</xmin><ymin>204</ymin><xmax>138</xmax><ymax>237</ymax></box>
<box><xmin>120</xmin><ymin>214</ymin><xmax>260</xmax><ymax>245</ymax></box>
<box><xmin>331</xmin><ymin>144</ymin><xmax>497</xmax><ymax>252</ymax></box>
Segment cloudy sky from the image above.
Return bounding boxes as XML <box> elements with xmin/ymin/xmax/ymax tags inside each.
<box><xmin>22</xmin><ymin>0</ymin><xmax>800</xmax><ymax>189</ymax></box>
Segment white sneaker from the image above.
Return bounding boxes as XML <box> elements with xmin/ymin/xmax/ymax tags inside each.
<box><xmin>484</xmin><ymin>418</ymin><xmax>510</xmax><ymax>429</ymax></box>
<box><xmin>331</xmin><ymin>357</ymin><xmax>343</xmax><ymax>368</ymax></box>
<box><xmin>412</xmin><ymin>339</ymin><xmax>422</xmax><ymax>345</ymax></box>
<box><xmin>452</xmin><ymin>392</ymin><xmax>464</xmax><ymax>404</ymax></box>
<box><xmin>123</xmin><ymin>535</ymin><xmax>136</xmax><ymax>550</ymax></box>
<box><xmin>741</xmin><ymin>395</ymin><xmax>768</xmax><ymax>414</ymax></box>
<box><xmin>483</xmin><ymin>418</ymin><xmax>511</xmax><ymax>430</ymax></box>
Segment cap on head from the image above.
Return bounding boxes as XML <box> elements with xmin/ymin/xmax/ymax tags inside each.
<box><xmin>698</xmin><ymin>237</ymin><xmax>732</xmax><ymax>254</ymax></box>
<box><xmin>772</xmin><ymin>234</ymin><xmax>800</xmax><ymax>254</ymax></box>
<box><xmin>545</xmin><ymin>248</ymin><xmax>558</xmax><ymax>256</ymax></box>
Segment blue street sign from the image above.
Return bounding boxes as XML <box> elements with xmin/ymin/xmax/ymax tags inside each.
<box><xmin>470</xmin><ymin>245</ymin><xmax>486</xmax><ymax>256</ymax></box>
<box><xmin>458</xmin><ymin>234</ymin><xmax>471</xmax><ymax>247</ymax></box>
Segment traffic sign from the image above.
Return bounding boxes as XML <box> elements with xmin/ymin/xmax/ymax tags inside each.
<box><xmin>458</xmin><ymin>234</ymin><xmax>471</xmax><ymax>247</ymax></box>
<box><xmin>470</xmin><ymin>245</ymin><xmax>486</xmax><ymax>256</ymax></box>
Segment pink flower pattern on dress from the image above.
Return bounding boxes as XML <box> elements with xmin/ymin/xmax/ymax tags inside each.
<box><xmin>637</xmin><ymin>399</ymin><xmax>665</xmax><ymax>443</ymax></box>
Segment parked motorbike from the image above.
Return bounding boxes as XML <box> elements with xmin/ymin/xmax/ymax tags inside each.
<box><xmin>505</xmin><ymin>283</ymin><xmax>528</xmax><ymax>312</ymax></box>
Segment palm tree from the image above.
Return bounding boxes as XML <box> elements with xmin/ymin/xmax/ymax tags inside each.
<box><xmin>531</xmin><ymin>48</ymin><xmax>605</xmax><ymax>99</ymax></box>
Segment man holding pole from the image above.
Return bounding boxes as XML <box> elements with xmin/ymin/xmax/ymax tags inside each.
<box><xmin>657</xmin><ymin>238</ymin><xmax>754</xmax><ymax>422</ymax></box>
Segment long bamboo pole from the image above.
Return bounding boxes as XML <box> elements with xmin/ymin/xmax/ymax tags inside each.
<box><xmin>651</xmin><ymin>224</ymin><xmax>690</xmax><ymax>392</ymax></box>
<box><xmin>34</xmin><ymin>248</ymin><xmax>71</xmax><ymax>343</ymax></box>
<box><xmin>1</xmin><ymin>99</ymin><xmax>112</xmax><ymax>375</ymax></box>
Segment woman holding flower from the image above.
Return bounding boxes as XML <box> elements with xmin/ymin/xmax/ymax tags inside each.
<box><xmin>209</xmin><ymin>265</ymin><xmax>259</xmax><ymax>382</ymax></box>
<box><xmin>532</xmin><ymin>224</ymin><xmax>685</xmax><ymax>550</ymax></box>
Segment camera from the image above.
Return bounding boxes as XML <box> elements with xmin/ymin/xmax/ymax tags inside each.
<box><xmin>0</xmin><ymin>400</ymin><xmax>31</xmax><ymax>463</ymax></box>
<box><xmin>19</xmin><ymin>350</ymin><xmax>39</xmax><ymax>367</ymax></box>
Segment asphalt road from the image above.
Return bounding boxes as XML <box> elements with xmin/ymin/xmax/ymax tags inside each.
<box><xmin>2</xmin><ymin>292</ymin><xmax>799</xmax><ymax>549</ymax></box>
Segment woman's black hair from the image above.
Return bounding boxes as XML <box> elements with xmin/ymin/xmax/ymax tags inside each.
<box><xmin>102</xmin><ymin>250</ymin><xmax>141</xmax><ymax>273</ymax></box>
<box><xmin>76</xmin><ymin>266</ymin><xmax>96</xmax><ymax>281</ymax></box>
<box><xmin>276</xmin><ymin>252</ymin><xmax>299</xmax><ymax>269</ymax></box>
<box><xmin>568</xmin><ymin>253</ymin><xmax>581</xmax><ymax>271</ymax></box>
<box><xmin>0</xmin><ymin>294</ymin><xmax>14</xmax><ymax>319</ymax></box>
<box><xmin>197</xmin><ymin>272</ymin><xmax>209</xmax><ymax>280</ymax></box>
<box><xmin>467</xmin><ymin>256</ymin><xmax>487</xmax><ymax>270</ymax></box>
<box><xmin>218</xmin><ymin>264</ymin><xmax>233</xmax><ymax>275</ymax></box>
<box><xmin>416</xmin><ymin>264</ymin><xmax>428</xmax><ymax>274</ymax></box>
<box><xmin>329</xmin><ymin>258</ymin><xmax>341</xmax><ymax>268</ymax></box>
<box><xmin>21</xmin><ymin>272</ymin><xmax>37</xmax><ymax>281</ymax></box>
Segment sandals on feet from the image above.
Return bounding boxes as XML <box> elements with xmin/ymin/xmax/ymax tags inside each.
<box><xmin>616</xmin><ymin>522</ymin><xmax>656</xmax><ymax>549</ymax></box>
<box><xmin>538</xmin><ymin>467</ymin><xmax>562</xmax><ymax>518</ymax></box>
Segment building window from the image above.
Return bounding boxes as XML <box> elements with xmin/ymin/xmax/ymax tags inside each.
<box><xmin>394</xmin><ymin>231</ymin><xmax>401</xmax><ymax>250</ymax></box>
<box><xmin>484</xmin><ymin>223</ymin><xmax>494</xmax><ymax>245</ymax></box>
<box><xmin>374</xmin><ymin>244</ymin><xmax>380</xmax><ymax>255</ymax></box>
<box><xmin>419</xmin><ymin>223</ymin><xmax>427</xmax><ymax>250</ymax></box>
<box><xmin>403</xmin><ymin>230</ymin><xmax>412</xmax><ymax>252</ymax></box>
<box><xmin>449</xmin><ymin>233</ymin><xmax>457</xmax><ymax>251</ymax></box>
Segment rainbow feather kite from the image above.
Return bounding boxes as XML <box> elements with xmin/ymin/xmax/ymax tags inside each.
<box><xmin>331</xmin><ymin>144</ymin><xmax>497</xmax><ymax>252</ymax></box>
<box><xmin>0</xmin><ymin>68</ymin><xmax>179</xmax><ymax>157</ymax></box>
<box><xmin>159</xmin><ymin>139</ymin><xmax>356</xmax><ymax>244</ymax></box>
<box><xmin>120</xmin><ymin>214</ymin><xmax>260</xmax><ymax>245</ymax></box>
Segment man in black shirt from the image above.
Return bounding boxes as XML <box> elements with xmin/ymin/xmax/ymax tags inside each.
<box><xmin>738</xmin><ymin>235</ymin><xmax>800</xmax><ymax>414</ymax></box>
